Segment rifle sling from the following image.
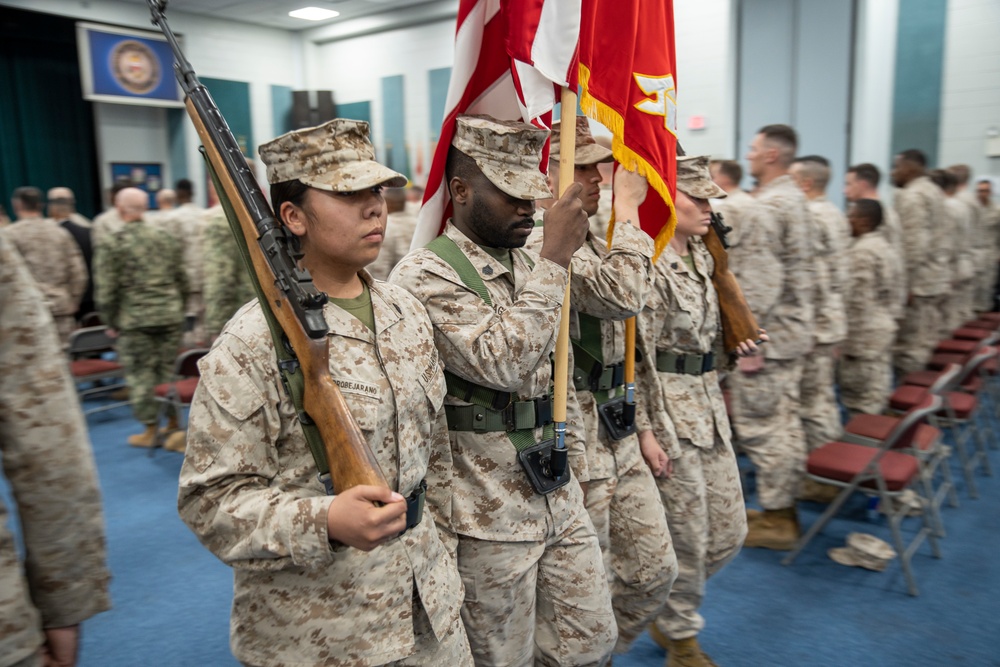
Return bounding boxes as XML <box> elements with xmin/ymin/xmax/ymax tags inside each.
<box><xmin>205</xmin><ymin>156</ymin><xmax>333</xmax><ymax>488</ymax></box>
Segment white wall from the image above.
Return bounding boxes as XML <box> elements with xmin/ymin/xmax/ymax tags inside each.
<box><xmin>304</xmin><ymin>19</ymin><xmax>457</xmax><ymax>183</ymax></box>
<box><xmin>939</xmin><ymin>0</ymin><xmax>1000</xmax><ymax>184</ymax></box>
<box><xmin>850</xmin><ymin>0</ymin><xmax>899</xmax><ymax>200</ymax></box>
<box><xmin>0</xmin><ymin>0</ymin><xmax>300</xmax><ymax>205</ymax></box>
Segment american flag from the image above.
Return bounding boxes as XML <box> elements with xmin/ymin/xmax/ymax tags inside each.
<box><xmin>411</xmin><ymin>0</ymin><xmax>581</xmax><ymax>249</ymax></box>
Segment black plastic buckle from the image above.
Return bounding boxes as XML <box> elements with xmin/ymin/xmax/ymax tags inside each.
<box><xmin>610</xmin><ymin>362</ymin><xmax>625</xmax><ymax>389</ymax></box>
<box><xmin>702</xmin><ymin>351</ymin><xmax>715</xmax><ymax>373</ymax></box>
<box><xmin>402</xmin><ymin>479</ymin><xmax>427</xmax><ymax>534</ymax></box>
<box><xmin>674</xmin><ymin>354</ymin><xmax>688</xmax><ymax>375</ymax></box>
<box><xmin>533</xmin><ymin>394</ymin><xmax>553</xmax><ymax>427</ymax></box>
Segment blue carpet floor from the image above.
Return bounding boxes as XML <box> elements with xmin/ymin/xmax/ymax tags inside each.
<box><xmin>4</xmin><ymin>398</ymin><xmax>999</xmax><ymax>667</ymax></box>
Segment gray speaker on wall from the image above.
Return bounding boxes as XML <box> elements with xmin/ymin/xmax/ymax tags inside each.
<box><xmin>292</xmin><ymin>90</ymin><xmax>338</xmax><ymax>129</ymax></box>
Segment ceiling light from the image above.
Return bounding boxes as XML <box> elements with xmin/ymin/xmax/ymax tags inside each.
<box><xmin>289</xmin><ymin>7</ymin><xmax>340</xmax><ymax>21</ymax></box>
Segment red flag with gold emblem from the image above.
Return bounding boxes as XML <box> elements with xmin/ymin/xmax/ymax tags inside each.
<box><xmin>578</xmin><ymin>0</ymin><xmax>677</xmax><ymax>260</ymax></box>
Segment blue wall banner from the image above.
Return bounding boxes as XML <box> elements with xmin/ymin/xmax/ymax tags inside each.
<box><xmin>76</xmin><ymin>22</ymin><xmax>183</xmax><ymax>107</ymax></box>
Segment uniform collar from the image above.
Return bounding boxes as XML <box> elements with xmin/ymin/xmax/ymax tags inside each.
<box><xmin>444</xmin><ymin>220</ymin><xmax>531</xmax><ymax>284</ymax></box>
<box><xmin>324</xmin><ymin>270</ymin><xmax>403</xmax><ymax>343</ymax></box>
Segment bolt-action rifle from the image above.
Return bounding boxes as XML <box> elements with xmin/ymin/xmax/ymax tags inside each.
<box><xmin>703</xmin><ymin>211</ymin><xmax>762</xmax><ymax>352</ymax></box>
<box><xmin>148</xmin><ymin>0</ymin><xmax>387</xmax><ymax>493</ymax></box>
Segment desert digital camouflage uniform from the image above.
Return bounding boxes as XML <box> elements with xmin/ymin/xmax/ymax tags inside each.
<box><xmin>635</xmin><ymin>157</ymin><xmax>747</xmax><ymax>645</ymax></box>
<box><xmin>526</xmin><ymin>195</ymin><xmax>675</xmax><ymax>650</ymax></box>
<box><xmin>713</xmin><ymin>189</ymin><xmax>782</xmax><ymax>319</ymax></box>
<box><xmin>893</xmin><ymin>175</ymin><xmax>950</xmax><ymax>373</ymax></box>
<box><xmin>800</xmin><ymin>197</ymin><xmax>849</xmax><ymax>451</ymax></box>
<box><xmin>392</xmin><ymin>223</ymin><xmax>616</xmax><ymax>666</ymax></box>
<box><xmin>200</xmin><ymin>205</ymin><xmax>256</xmax><ymax>340</ymax></box>
<box><xmin>91</xmin><ymin>206</ymin><xmax>124</xmax><ymax>249</ymax></box>
<box><xmin>389</xmin><ymin>116</ymin><xmax>616</xmax><ymax>667</ymax></box>
<box><xmin>178</xmin><ymin>281</ymin><xmax>471</xmax><ymax>667</ymax></box>
<box><xmin>0</xmin><ymin>237</ymin><xmax>111</xmax><ymax>667</ymax></box>
<box><xmin>93</xmin><ymin>218</ymin><xmax>188</xmax><ymax>426</ymax></box>
<box><xmin>1</xmin><ymin>217</ymin><xmax>87</xmax><ymax>344</ymax></box>
<box><xmin>727</xmin><ymin>174</ymin><xmax>813</xmax><ymax>510</ymax></box>
<box><xmin>155</xmin><ymin>202</ymin><xmax>208</xmax><ymax>345</ymax></box>
<box><xmin>840</xmin><ymin>230</ymin><xmax>905</xmax><ymax>415</ymax></box>
<box><xmin>975</xmin><ymin>195</ymin><xmax>1000</xmax><ymax>310</ymax></box>
<box><xmin>368</xmin><ymin>208</ymin><xmax>419</xmax><ymax>280</ymax></box>
<box><xmin>943</xmin><ymin>196</ymin><xmax>977</xmax><ymax>330</ymax></box>
<box><xmin>879</xmin><ymin>205</ymin><xmax>907</xmax><ymax>300</ymax></box>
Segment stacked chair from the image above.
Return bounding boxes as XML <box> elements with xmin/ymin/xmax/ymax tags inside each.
<box><xmin>150</xmin><ymin>347</ymin><xmax>209</xmax><ymax>455</ymax></box>
<box><xmin>67</xmin><ymin>325</ymin><xmax>129</xmax><ymax>416</ymax></box>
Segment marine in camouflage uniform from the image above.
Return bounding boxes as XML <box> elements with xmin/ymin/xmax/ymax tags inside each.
<box><xmin>179</xmin><ymin>119</ymin><xmax>472</xmax><ymax>667</ymax></box>
<box><xmin>931</xmin><ymin>171</ymin><xmax>977</xmax><ymax>330</ymax></box>
<box><xmin>729</xmin><ymin>124</ymin><xmax>814</xmax><ymax>549</ymax></box>
<box><xmin>1</xmin><ymin>214</ymin><xmax>87</xmax><ymax>345</ymax></box>
<box><xmin>840</xmin><ymin>200</ymin><xmax>905</xmax><ymax>416</ymax></box>
<box><xmin>201</xmin><ymin>204</ymin><xmax>256</xmax><ymax>340</ymax></box>
<box><xmin>155</xmin><ymin>200</ymin><xmax>208</xmax><ymax>346</ymax></box>
<box><xmin>390</xmin><ymin>115</ymin><xmax>617</xmax><ymax>666</ymax></box>
<box><xmin>0</xmin><ymin>237</ymin><xmax>111</xmax><ymax>667</ymax></box>
<box><xmin>790</xmin><ymin>158</ymin><xmax>849</xmax><ymax>454</ymax></box>
<box><xmin>527</xmin><ymin>117</ymin><xmax>676</xmax><ymax>654</ymax></box>
<box><xmin>892</xmin><ymin>151</ymin><xmax>951</xmax><ymax>374</ymax></box>
<box><xmin>973</xmin><ymin>180</ymin><xmax>1000</xmax><ymax>311</ymax></box>
<box><xmin>93</xmin><ymin>188</ymin><xmax>188</xmax><ymax>446</ymax></box>
<box><xmin>635</xmin><ymin>156</ymin><xmax>749</xmax><ymax>667</ymax></box>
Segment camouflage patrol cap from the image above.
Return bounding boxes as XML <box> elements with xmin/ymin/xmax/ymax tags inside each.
<box><xmin>550</xmin><ymin>116</ymin><xmax>613</xmax><ymax>165</ymax></box>
<box><xmin>258</xmin><ymin>118</ymin><xmax>407</xmax><ymax>191</ymax></box>
<box><xmin>452</xmin><ymin>114</ymin><xmax>551</xmax><ymax>200</ymax></box>
<box><xmin>677</xmin><ymin>155</ymin><xmax>727</xmax><ymax>199</ymax></box>
<box><xmin>828</xmin><ymin>532</ymin><xmax>896</xmax><ymax>572</ymax></box>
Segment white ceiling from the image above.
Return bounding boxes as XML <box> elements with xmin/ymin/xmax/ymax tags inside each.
<box><xmin>121</xmin><ymin>0</ymin><xmax>438</xmax><ymax>31</ymax></box>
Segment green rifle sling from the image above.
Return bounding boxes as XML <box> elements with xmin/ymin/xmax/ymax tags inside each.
<box><xmin>204</xmin><ymin>156</ymin><xmax>331</xmax><ymax>478</ymax></box>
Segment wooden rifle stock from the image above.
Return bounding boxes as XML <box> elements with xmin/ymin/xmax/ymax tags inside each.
<box><xmin>149</xmin><ymin>1</ymin><xmax>387</xmax><ymax>493</ymax></box>
<box><xmin>703</xmin><ymin>213</ymin><xmax>760</xmax><ymax>353</ymax></box>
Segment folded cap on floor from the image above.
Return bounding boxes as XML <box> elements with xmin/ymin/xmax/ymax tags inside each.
<box><xmin>828</xmin><ymin>532</ymin><xmax>896</xmax><ymax>571</ymax></box>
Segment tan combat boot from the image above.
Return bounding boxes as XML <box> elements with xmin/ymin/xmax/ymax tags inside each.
<box><xmin>665</xmin><ymin>636</ymin><xmax>717</xmax><ymax>667</ymax></box>
<box><xmin>648</xmin><ymin>623</ymin><xmax>669</xmax><ymax>649</ymax></box>
<box><xmin>163</xmin><ymin>431</ymin><xmax>187</xmax><ymax>453</ymax></box>
<box><xmin>743</xmin><ymin>507</ymin><xmax>799</xmax><ymax>550</ymax></box>
<box><xmin>127</xmin><ymin>424</ymin><xmax>158</xmax><ymax>448</ymax></box>
<box><xmin>798</xmin><ymin>478</ymin><xmax>841</xmax><ymax>504</ymax></box>
<box><xmin>159</xmin><ymin>414</ymin><xmax>180</xmax><ymax>434</ymax></box>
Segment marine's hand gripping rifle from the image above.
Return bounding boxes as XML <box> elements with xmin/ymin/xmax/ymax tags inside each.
<box><xmin>703</xmin><ymin>211</ymin><xmax>762</xmax><ymax>352</ymax></box>
<box><xmin>148</xmin><ymin>1</ymin><xmax>388</xmax><ymax>493</ymax></box>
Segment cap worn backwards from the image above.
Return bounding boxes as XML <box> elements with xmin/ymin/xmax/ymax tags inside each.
<box><xmin>452</xmin><ymin>114</ymin><xmax>552</xmax><ymax>201</ymax></box>
<box><xmin>259</xmin><ymin>118</ymin><xmax>407</xmax><ymax>192</ymax></box>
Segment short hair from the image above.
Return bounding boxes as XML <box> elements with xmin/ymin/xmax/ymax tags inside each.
<box><xmin>758</xmin><ymin>124</ymin><xmax>798</xmax><ymax>166</ymax></box>
<box><xmin>847</xmin><ymin>163</ymin><xmax>880</xmax><ymax>188</ymax></box>
<box><xmin>12</xmin><ymin>186</ymin><xmax>43</xmax><ymax>212</ymax></box>
<box><xmin>928</xmin><ymin>169</ymin><xmax>956</xmax><ymax>193</ymax></box>
<box><xmin>898</xmin><ymin>149</ymin><xmax>927</xmax><ymax>167</ymax></box>
<box><xmin>175</xmin><ymin>178</ymin><xmax>194</xmax><ymax>196</ymax></box>
<box><xmin>852</xmin><ymin>198</ymin><xmax>883</xmax><ymax>229</ymax></box>
<box><xmin>946</xmin><ymin>164</ymin><xmax>971</xmax><ymax>186</ymax></box>
<box><xmin>792</xmin><ymin>156</ymin><xmax>831</xmax><ymax>190</ymax></box>
<box><xmin>445</xmin><ymin>146</ymin><xmax>482</xmax><ymax>191</ymax></box>
<box><xmin>711</xmin><ymin>159</ymin><xmax>743</xmax><ymax>185</ymax></box>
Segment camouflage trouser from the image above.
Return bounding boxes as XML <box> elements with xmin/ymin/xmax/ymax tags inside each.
<box><xmin>385</xmin><ymin>602</ymin><xmax>473</xmax><ymax>667</ymax></box>
<box><xmin>948</xmin><ymin>280</ymin><xmax>976</xmax><ymax>332</ymax></box>
<box><xmin>800</xmin><ymin>343</ymin><xmax>843</xmax><ymax>452</ymax></box>
<box><xmin>584</xmin><ymin>441</ymin><xmax>677</xmax><ymax>652</ymax></box>
<box><xmin>182</xmin><ymin>292</ymin><xmax>206</xmax><ymax>348</ymax></box>
<box><xmin>975</xmin><ymin>263</ymin><xmax>998</xmax><ymax>312</ymax></box>
<box><xmin>839</xmin><ymin>353</ymin><xmax>892</xmax><ymax>417</ymax></box>
<box><xmin>729</xmin><ymin>357</ymin><xmax>806</xmax><ymax>509</ymax></box>
<box><xmin>118</xmin><ymin>325</ymin><xmax>183</xmax><ymax>424</ymax></box>
<box><xmin>651</xmin><ymin>434</ymin><xmax>747</xmax><ymax>640</ymax></box>
<box><xmin>9</xmin><ymin>652</ymin><xmax>41</xmax><ymax>667</ymax></box>
<box><xmin>456</xmin><ymin>512</ymin><xmax>617</xmax><ymax>667</ymax></box>
<box><xmin>894</xmin><ymin>295</ymin><xmax>945</xmax><ymax>375</ymax></box>
<box><xmin>54</xmin><ymin>314</ymin><xmax>76</xmax><ymax>348</ymax></box>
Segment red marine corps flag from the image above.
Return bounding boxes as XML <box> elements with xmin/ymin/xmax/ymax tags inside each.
<box><xmin>578</xmin><ymin>0</ymin><xmax>678</xmax><ymax>260</ymax></box>
<box><xmin>412</xmin><ymin>0</ymin><xmax>581</xmax><ymax>248</ymax></box>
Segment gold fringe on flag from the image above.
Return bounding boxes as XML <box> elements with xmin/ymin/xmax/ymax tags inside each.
<box><xmin>578</xmin><ymin>64</ymin><xmax>678</xmax><ymax>262</ymax></box>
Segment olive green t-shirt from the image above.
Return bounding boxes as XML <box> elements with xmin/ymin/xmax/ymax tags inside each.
<box><xmin>680</xmin><ymin>251</ymin><xmax>697</xmax><ymax>275</ymax></box>
<box><xmin>479</xmin><ymin>245</ymin><xmax>514</xmax><ymax>275</ymax></box>
<box><xmin>329</xmin><ymin>281</ymin><xmax>375</xmax><ymax>333</ymax></box>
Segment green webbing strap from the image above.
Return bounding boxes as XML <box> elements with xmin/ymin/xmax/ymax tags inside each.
<box><xmin>205</xmin><ymin>157</ymin><xmax>330</xmax><ymax>478</ymax></box>
<box><xmin>426</xmin><ymin>234</ymin><xmax>550</xmax><ymax>451</ymax></box>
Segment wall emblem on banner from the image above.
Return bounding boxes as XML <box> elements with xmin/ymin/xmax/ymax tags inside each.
<box><xmin>111</xmin><ymin>40</ymin><xmax>161</xmax><ymax>95</ymax></box>
<box><xmin>77</xmin><ymin>22</ymin><xmax>183</xmax><ymax>107</ymax></box>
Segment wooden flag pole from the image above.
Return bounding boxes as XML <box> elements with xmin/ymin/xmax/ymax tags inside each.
<box><xmin>552</xmin><ymin>86</ymin><xmax>578</xmax><ymax>458</ymax></box>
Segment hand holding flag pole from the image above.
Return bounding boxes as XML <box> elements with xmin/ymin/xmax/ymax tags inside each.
<box><xmin>551</xmin><ymin>86</ymin><xmax>579</xmax><ymax>478</ymax></box>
